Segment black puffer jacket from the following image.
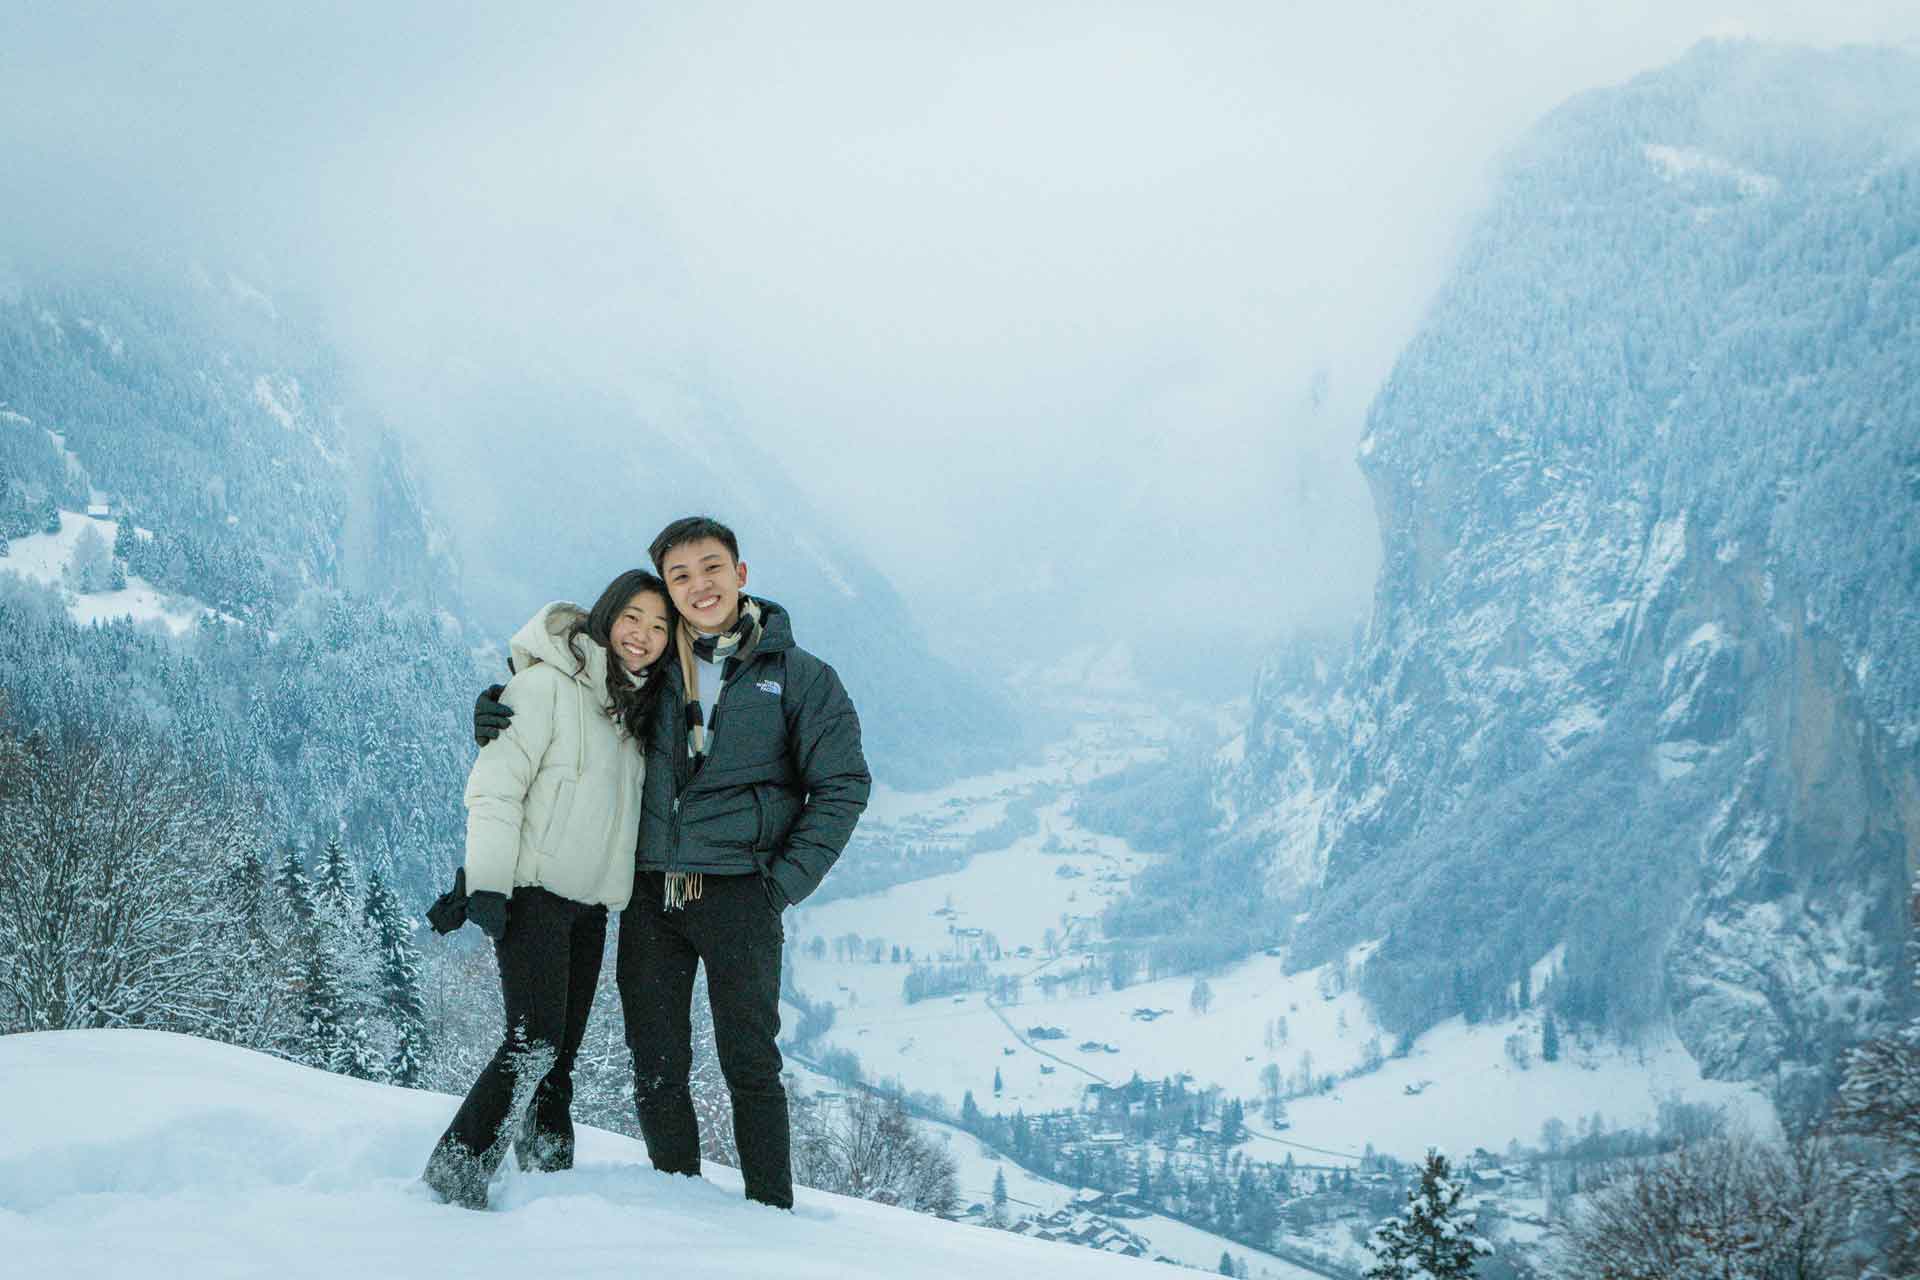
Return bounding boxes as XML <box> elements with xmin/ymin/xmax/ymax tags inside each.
<box><xmin>636</xmin><ymin>597</ymin><xmax>870</xmax><ymax>906</ymax></box>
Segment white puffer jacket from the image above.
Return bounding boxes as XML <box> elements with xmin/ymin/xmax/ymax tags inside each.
<box><xmin>463</xmin><ymin>602</ymin><xmax>644</xmax><ymax>911</ymax></box>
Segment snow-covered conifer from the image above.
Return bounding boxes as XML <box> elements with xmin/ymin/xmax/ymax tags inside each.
<box><xmin>1363</xmin><ymin>1148</ymin><xmax>1491</xmax><ymax>1280</ymax></box>
<box><xmin>298</xmin><ymin>935</ymin><xmax>347</xmax><ymax>1071</ymax></box>
<box><xmin>330</xmin><ymin>1013</ymin><xmax>385</xmax><ymax>1082</ymax></box>
<box><xmin>274</xmin><ymin>845</ymin><xmax>314</xmax><ymax>924</ymax></box>
<box><xmin>1833</xmin><ymin>890</ymin><xmax>1920</xmax><ymax>1277</ymax></box>
<box><xmin>313</xmin><ymin>835</ymin><xmax>359</xmax><ymax>921</ymax></box>
<box><xmin>363</xmin><ymin>868</ymin><xmax>428</xmax><ymax>1086</ymax></box>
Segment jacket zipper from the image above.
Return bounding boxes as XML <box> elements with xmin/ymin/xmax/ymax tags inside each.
<box><xmin>667</xmin><ymin>651</ymin><xmax>767</xmax><ymax>877</ymax></box>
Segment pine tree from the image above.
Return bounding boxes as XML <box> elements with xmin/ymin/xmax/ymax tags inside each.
<box><xmin>960</xmin><ymin>1090</ymin><xmax>982</xmax><ymax>1130</ymax></box>
<box><xmin>313</xmin><ymin>835</ymin><xmax>358</xmax><ymax>920</ymax></box>
<box><xmin>1219</xmin><ymin>1251</ymin><xmax>1236</xmax><ymax>1275</ymax></box>
<box><xmin>274</xmin><ymin>845</ymin><xmax>314</xmax><ymax>923</ymax></box>
<box><xmin>993</xmin><ymin>1066</ymin><xmax>1003</xmax><ymax>1096</ymax></box>
<box><xmin>990</xmin><ymin>1166</ymin><xmax>1009</xmax><ymax>1227</ymax></box>
<box><xmin>1363</xmin><ymin>1149</ymin><xmax>1491</xmax><ymax>1280</ymax></box>
<box><xmin>302</xmin><ymin>835</ymin><xmax>386</xmax><ymax>1078</ymax></box>
<box><xmin>330</xmin><ymin>1014</ymin><xmax>384</xmax><ymax>1081</ymax></box>
<box><xmin>299</xmin><ymin>937</ymin><xmax>346</xmax><ymax>1070</ymax></box>
<box><xmin>1541</xmin><ymin>1013</ymin><xmax>1561</xmax><ymax>1063</ymax></box>
<box><xmin>1221</xmin><ymin>1097</ymin><xmax>1246</xmax><ymax>1146</ymax></box>
<box><xmin>364</xmin><ymin>868</ymin><xmax>428</xmax><ymax>1086</ymax></box>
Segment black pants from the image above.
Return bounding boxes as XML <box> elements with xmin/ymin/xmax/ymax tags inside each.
<box><xmin>437</xmin><ymin>886</ymin><xmax>607</xmax><ymax>1175</ymax></box>
<box><xmin>618</xmin><ymin>870</ymin><xmax>790</xmax><ymax>1207</ymax></box>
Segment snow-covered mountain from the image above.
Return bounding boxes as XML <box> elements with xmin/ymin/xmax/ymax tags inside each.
<box><xmin>0</xmin><ymin>1029</ymin><xmax>1194</xmax><ymax>1279</ymax></box>
<box><xmin>0</xmin><ymin>263</ymin><xmax>1021</xmax><ymax>903</ymax></box>
<box><xmin>0</xmin><ymin>265</ymin><xmax>488</xmax><ymax>895</ymax></box>
<box><xmin>1211</xmin><ymin>41</ymin><xmax>1920</xmax><ymax>1101</ymax></box>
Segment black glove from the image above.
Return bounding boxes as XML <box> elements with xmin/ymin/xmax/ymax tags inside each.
<box><xmin>474</xmin><ymin>684</ymin><xmax>513</xmax><ymax>746</ymax></box>
<box><xmin>467</xmin><ymin>890</ymin><xmax>509</xmax><ymax>941</ymax></box>
<box><xmin>425</xmin><ymin>868</ymin><xmax>469</xmax><ymax>935</ymax></box>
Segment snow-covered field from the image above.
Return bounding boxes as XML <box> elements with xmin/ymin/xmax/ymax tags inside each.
<box><xmin>2</xmin><ymin>1030</ymin><xmax>1201</xmax><ymax>1280</ymax></box>
<box><xmin>0</xmin><ymin>510</ymin><xmax>209</xmax><ymax>633</ymax></box>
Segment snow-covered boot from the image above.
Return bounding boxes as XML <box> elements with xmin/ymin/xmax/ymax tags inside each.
<box><xmin>421</xmin><ymin>1138</ymin><xmax>490</xmax><ymax>1211</ymax></box>
<box><xmin>514</xmin><ymin>1124</ymin><xmax>574</xmax><ymax>1174</ymax></box>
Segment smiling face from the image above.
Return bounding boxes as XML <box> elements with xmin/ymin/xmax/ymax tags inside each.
<box><xmin>659</xmin><ymin>536</ymin><xmax>748</xmax><ymax>635</ymax></box>
<box><xmin>607</xmin><ymin>589</ymin><xmax>672</xmax><ymax>672</ymax></box>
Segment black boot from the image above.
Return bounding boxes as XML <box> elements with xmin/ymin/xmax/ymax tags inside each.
<box><xmin>513</xmin><ymin>1104</ymin><xmax>577</xmax><ymax>1173</ymax></box>
<box><xmin>422</xmin><ymin>1138</ymin><xmax>490</xmax><ymax>1211</ymax></box>
<box><xmin>635</xmin><ymin>1082</ymin><xmax>703</xmax><ymax>1179</ymax></box>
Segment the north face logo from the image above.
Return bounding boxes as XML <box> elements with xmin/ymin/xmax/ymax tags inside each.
<box><xmin>756</xmin><ymin>679</ymin><xmax>782</xmax><ymax>696</ymax></box>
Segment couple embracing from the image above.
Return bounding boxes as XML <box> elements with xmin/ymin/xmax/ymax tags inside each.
<box><xmin>422</xmin><ymin>516</ymin><xmax>870</xmax><ymax>1211</ymax></box>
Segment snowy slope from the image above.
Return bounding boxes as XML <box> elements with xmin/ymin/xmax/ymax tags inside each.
<box><xmin>1</xmin><ymin>1030</ymin><xmax>1198</xmax><ymax>1279</ymax></box>
<box><xmin>0</xmin><ymin>510</ymin><xmax>210</xmax><ymax>634</ymax></box>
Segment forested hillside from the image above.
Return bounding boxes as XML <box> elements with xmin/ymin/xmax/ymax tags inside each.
<box><xmin>0</xmin><ymin>266</ymin><xmax>480</xmax><ymax>894</ymax></box>
<box><xmin>1145</xmin><ymin>40</ymin><xmax>1918</xmax><ymax>1101</ymax></box>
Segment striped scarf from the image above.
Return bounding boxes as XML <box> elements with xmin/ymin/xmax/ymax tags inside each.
<box><xmin>676</xmin><ymin>595</ymin><xmax>765</xmax><ymax>761</ymax></box>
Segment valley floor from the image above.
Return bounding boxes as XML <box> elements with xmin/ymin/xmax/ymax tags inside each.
<box><xmin>785</xmin><ymin>708</ymin><xmax>1778</xmax><ymax>1272</ymax></box>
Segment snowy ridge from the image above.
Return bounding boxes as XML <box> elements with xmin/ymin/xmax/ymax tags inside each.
<box><xmin>2</xmin><ymin>1030</ymin><xmax>1193</xmax><ymax>1279</ymax></box>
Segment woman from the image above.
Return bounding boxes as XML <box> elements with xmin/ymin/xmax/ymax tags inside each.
<box><xmin>422</xmin><ymin>570</ymin><xmax>673</xmax><ymax>1210</ymax></box>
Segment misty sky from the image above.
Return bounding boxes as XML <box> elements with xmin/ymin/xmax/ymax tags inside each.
<box><xmin>5</xmin><ymin>2</ymin><xmax>1918</xmax><ymax>679</ymax></box>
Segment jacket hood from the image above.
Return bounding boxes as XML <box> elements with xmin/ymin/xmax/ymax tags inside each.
<box><xmin>509</xmin><ymin>602</ymin><xmax>607</xmax><ymax>689</ymax></box>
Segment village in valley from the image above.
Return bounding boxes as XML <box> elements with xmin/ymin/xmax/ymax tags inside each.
<box><xmin>776</xmin><ymin>713</ymin><xmax>1760</xmax><ymax>1278</ymax></box>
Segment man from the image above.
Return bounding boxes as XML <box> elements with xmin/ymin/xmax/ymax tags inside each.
<box><xmin>475</xmin><ymin>515</ymin><xmax>869</xmax><ymax>1208</ymax></box>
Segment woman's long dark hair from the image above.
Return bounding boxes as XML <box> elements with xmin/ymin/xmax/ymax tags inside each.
<box><xmin>569</xmin><ymin>569</ymin><xmax>674</xmax><ymax>740</ymax></box>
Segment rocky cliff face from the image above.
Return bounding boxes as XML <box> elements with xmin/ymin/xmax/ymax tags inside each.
<box><xmin>1218</xmin><ymin>41</ymin><xmax>1920</xmax><ymax>1090</ymax></box>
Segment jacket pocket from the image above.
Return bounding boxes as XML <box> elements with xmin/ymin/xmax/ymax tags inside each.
<box><xmin>751</xmin><ymin>786</ymin><xmax>768</xmax><ymax>851</ymax></box>
<box><xmin>538</xmin><ymin>779</ymin><xmax>577</xmax><ymax>854</ymax></box>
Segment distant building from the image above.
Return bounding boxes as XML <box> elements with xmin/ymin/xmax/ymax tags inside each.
<box><xmin>1012</xmin><ymin>1205</ymin><xmax>1151</xmax><ymax>1259</ymax></box>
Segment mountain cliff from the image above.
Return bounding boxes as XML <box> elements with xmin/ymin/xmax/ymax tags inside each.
<box><xmin>1214</xmin><ymin>41</ymin><xmax>1920</xmax><ymax>1096</ymax></box>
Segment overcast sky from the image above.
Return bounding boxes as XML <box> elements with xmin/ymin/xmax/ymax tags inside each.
<box><xmin>5</xmin><ymin>2</ymin><xmax>1917</xmax><ymax>681</ymax></box>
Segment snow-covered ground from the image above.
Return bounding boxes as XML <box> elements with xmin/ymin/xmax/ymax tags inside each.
<box><xmin>0</xmin><ymin>509</ymin><xmax>209</xmax><ymax>634</ymax></box>
<box><xmin>2</xmin><ymin>1030</ymin><xmax>1200</xmax><ymax>1280</ymax></box>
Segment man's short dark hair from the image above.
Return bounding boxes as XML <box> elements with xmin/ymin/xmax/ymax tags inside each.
<box><xmin>649</xmin><ymin>516</ymin><xmax>741</xmax><ymax>574</ymax></box>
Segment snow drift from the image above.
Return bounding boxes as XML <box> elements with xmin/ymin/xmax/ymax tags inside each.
<box><xmin>0</xmin><ymin>1029</ymin><xmax>1186</xmax><ymax>1278</ymax></box>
